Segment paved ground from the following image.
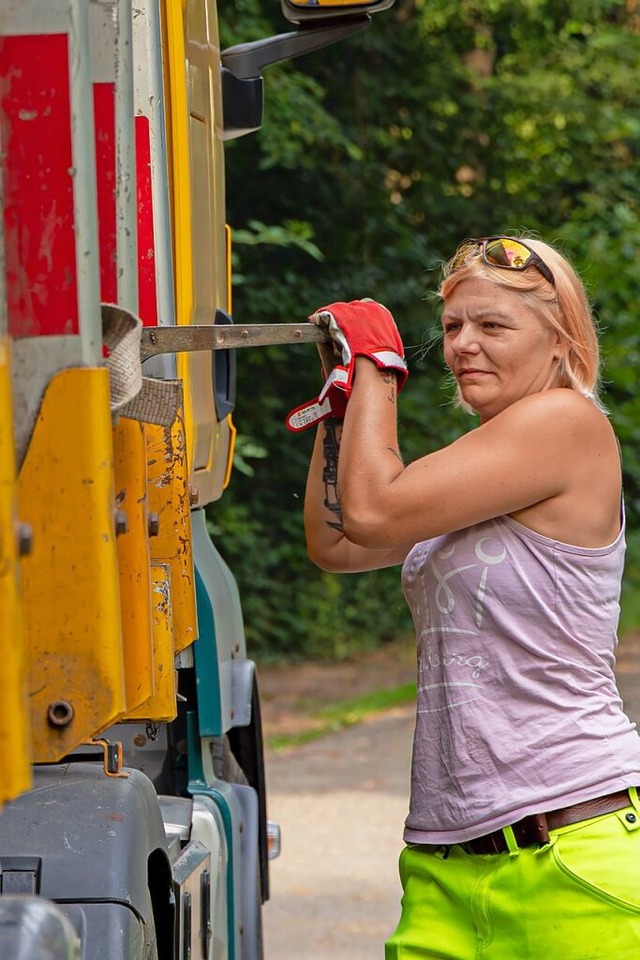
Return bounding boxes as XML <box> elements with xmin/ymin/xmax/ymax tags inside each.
<box><xmin>262</xmin><ymin>706</ymin><xmax>413</xmax><ymax>959</ymax></box>
<box><xmin>259</xmin><ymin>634</ymin><xmax>640</xmax><ymax>960</ymax></box>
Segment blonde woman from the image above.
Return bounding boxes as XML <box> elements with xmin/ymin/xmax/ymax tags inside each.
<box><xmin>300</xmin><ymin>237</ymin><xmax>640</xmax><ymax>959</ymax></box>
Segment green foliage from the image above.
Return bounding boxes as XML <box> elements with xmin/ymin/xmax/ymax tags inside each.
<box><xmin>268</xmin><ymin>681</ymin><xmax>417</xmax><ymax>750</ymax></box>
<box><xmin>210</xmin><ymin>0</ymin><xmax>640</xmax><ymax>659</ymax></box>
<box><xmin>233</xmin><ymin>219</ymin><xmax>323</xmax><ymax>261</ymax></box>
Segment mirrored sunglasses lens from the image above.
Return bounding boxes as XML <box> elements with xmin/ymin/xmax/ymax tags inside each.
<box><xmin>484</xmin><ymin>238</ymin><xmax>533</xmax><ymax>270</ymax></box>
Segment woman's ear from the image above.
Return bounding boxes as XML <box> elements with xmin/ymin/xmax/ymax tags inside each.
<box><xmin>551</xmin><ymin>331</ymin><xmax>564</xmax><ymax>363</ymax></box>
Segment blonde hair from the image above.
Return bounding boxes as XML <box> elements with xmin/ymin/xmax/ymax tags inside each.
<box><xmin>438</xmin><ymin>236</ymin><xmax>601</xmax><ymax>410</ymax></box>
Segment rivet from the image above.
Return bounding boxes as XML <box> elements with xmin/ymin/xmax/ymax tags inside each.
<box><xmin>626</xmin><ymin>812</ymin><xmax>637</xmax><ymax>823</ymax></box>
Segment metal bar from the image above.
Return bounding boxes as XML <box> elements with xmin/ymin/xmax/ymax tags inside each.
<box><xmin>140</xmin><ymin>323</ymin><xmax>329</xmax><ymax>361</ymax></box>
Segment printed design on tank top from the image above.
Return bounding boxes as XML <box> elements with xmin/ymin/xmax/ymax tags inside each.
<box><xmin>417</xmin><ymin>536</ymin><xmax>506</xmax><ymax>713</ymax></box>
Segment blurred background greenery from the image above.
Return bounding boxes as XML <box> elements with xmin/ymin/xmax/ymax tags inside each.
<box><xmin>208</xmin><ymin>0</ymin><xmax>640</xmax><ymax>661</ymax></box>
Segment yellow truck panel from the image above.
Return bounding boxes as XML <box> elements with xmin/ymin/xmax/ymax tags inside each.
<box><xmin>0</xmin><ymin>337</ymin><xmax>31</xmax><ymax>803</ymax></box>
<box><xmin>162</xmin><ymin>0</ymin><xmax>234</xmax><ymax>508</ymax></box>
<box><xmin>125</xmin><ymin>563</ymin><xmax>178</xmax><ymax>722</ymax></box>
<box><xmin>17</xmin><ymin>368</ymin><xmax>126</xmax><ymax>762</ymax></box>
<box><xmin>145</xmin><ymin>402</ymin><xmax>198</xmax><ymax>655</ymax></box>
<box><xmin>113</xmin><ymin>417</ymin><xmax>155</xmax><ymax>713</ymax></box>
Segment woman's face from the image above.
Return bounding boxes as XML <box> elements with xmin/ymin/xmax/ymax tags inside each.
<box><xmin>441</xmin><ymin>276</ymin><xmax>562</xmax><ymax>423</ymax></box>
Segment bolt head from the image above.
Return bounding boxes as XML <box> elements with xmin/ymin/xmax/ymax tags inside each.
<box><xmin>47</xmin><ymin>700</ymin><xmax>74</xmax><ymax>728</ymax></box>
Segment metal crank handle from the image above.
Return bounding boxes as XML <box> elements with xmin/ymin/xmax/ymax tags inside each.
<box><xmin>140</xmin><ymin>323</ymin><xmax>330</xmax><ymax>362</ymax></box>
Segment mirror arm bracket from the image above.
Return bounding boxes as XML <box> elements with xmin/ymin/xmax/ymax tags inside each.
<box><xmin>221</xmin><ymin>17</ymin><xmax>371</xmax><ymax>81</ymax></box>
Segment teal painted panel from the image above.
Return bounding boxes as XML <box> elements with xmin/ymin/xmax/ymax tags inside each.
<box><xmin>194</xmin><ymin>565</ymin><xmax>223</xmax><ymax>736</ymax></box>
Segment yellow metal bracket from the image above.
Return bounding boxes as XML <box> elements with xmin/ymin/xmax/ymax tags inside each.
<box><xmin>84</xmin><ymin>738</ymin><xmax>129</xmax><ymax>779</ymax></box>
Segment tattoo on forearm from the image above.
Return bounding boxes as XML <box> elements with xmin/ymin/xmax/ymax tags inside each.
<box><xmin>381</xmin><ymin>371</ymin><xmax>397</xmax><ymax>403</ymax></box>
<box><xmin>322</xmin><ymin>420</ymin><xmax>344</xmax><ymax>532</ymax></box>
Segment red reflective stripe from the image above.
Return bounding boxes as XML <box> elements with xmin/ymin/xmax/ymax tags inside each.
<box><xmin>93</xmin><ymin>82</ymin><xmax>117</xmax><ymax>304</ymax></box>
<box><xmin>1</xmin><ymin>34</ymin><xmax>79</xmax><ymax>337</ymax></box>
<box><xmin>135</xmin><ymin>115</ymin><xmax>158</xmax><ymax>327</ymax></box>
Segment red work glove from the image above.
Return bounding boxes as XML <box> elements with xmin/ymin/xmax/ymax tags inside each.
<box><xmin>286</xmin><ymin>299</ymin><xmax>408</xmax><ymax>432</ymax></box>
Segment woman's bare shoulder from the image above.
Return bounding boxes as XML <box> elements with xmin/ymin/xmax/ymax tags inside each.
<box><xmin>488</xmin><ymin>388</ymin><xmax>614</xmax><ymax>445</ymax></box>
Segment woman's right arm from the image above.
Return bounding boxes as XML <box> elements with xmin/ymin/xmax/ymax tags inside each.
<box><xmin>304</xmin><ymin>419</ymin><xmax>409</xmax><ymax>573</ymax></box>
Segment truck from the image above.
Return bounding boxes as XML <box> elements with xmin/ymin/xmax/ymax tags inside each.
<box><xmin>0</xmin><ymin>0</ymin><xmax>392</xmax><ymax>956</ymax></box>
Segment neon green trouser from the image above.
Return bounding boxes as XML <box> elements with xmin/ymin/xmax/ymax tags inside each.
<box><xmin>386</xmin><ymin>795</ymin><xmax>640</xmax><ymax>960</ymax></box>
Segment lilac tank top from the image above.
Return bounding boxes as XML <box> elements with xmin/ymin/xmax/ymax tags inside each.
<box><xmin>402</xmin><ymin>513</ymin><xmax>640</xmax><ymax>845</ymax></box>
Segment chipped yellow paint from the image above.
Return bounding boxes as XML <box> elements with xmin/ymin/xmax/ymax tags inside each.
<box><xmin>0</xmin><ymin>337</ymin><xmax>31</xmax><ymax>803</ymax></box>
<box><xmin>17</xmin><ymin>368</ymin><xmax>126</xmax><ymax>762</ymax></box>
<box><xmin>145</xmin><ymin>396</ymin><xmax>197</xmax><ymax>654</ymax></box>
<box><xmin>125</xmin><ymin>563</ymin><xmax>178</xmax><ymax>722</ymax></box>
<box><xmin>113</xmin><ymin>418</ymin><xmax>155</xmax><ymax>713</ymax></box>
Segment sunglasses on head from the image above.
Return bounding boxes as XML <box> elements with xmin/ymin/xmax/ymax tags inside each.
<box><xmin>451</xmin><ymin>236</ymin><xmax>555</xmax><ymax>286</ymax></box>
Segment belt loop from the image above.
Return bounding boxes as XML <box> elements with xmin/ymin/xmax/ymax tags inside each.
<box><xmin>501</xmin><ymin>825</ymin><xmax>520</xmax><ymax>858</ymax></box>
<box><xmin>628</xmin><ymin>787</ymin><xmax>640</xmax><ymax>815</ymax></box>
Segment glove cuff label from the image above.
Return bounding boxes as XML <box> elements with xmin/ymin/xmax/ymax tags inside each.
<box><xmin>286</xmin><ymin>396</ymin><xmax>334</xmax><ymax>432</ymax></box>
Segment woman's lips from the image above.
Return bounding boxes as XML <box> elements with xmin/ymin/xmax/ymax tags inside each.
<box><xmin>458</xmin><ymin>368</ymin><xmax>490</xmax><ymax>378</ymax></box>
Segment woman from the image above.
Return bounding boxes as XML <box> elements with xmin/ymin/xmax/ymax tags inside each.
<box><xmin>300</xmin><ymin>237</ymin><xmax>640</xmax><ymax>959</ymax></box>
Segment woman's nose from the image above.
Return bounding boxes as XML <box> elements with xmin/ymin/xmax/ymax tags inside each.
<box><xmin>453</xmin><ymin>326</ymin><xmax>481</xmax><ymax>353</ymax></box>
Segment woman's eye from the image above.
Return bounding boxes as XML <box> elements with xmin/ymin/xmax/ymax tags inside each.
<box><xmin>444</xmin><ymin>323</ymin><xmax>460</xmax><ymax>333</ymax></box>
<box><xmin>483</xmin><ymin>321</ymin><xmax>500</xmax><ymax>329</ymax></box>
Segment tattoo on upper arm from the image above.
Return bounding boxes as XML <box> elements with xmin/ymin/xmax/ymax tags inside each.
<box><xmin>322</xmin><ymin>420</ymin><xmax>344</xmax><ymax>532</ymax></box>
<box><xmin>381</xmin><ymin>371</ymin><xmax>397</xmax><ymax>403</ymax></box>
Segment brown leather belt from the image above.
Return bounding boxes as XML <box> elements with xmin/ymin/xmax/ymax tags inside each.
<box><xmin>461</xmin><ymin>790</ymin><xmax>633</xmax><ymax>855</ymax></box>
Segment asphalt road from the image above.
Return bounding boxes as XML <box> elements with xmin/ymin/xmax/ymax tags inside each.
<box><xmin>262</xmin><ymin>706</ymin><xmax>414</xmax><ymax>960</ymax></box>
<box><xmin>262</xmin><ymin>640</ymin><xmax>640</xmax><ymax>960</ymax></box>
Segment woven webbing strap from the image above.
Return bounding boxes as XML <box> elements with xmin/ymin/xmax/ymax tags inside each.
<box><xmin>102</xmin><ymin>304</ymin><xmax>180</xmax><ymax>427</ymax></box>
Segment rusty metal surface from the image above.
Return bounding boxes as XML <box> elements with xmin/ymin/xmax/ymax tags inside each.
<box><xmin>145</xmin><ymin>392</ymin><xmax>198</xmax><ymax>655</ymax></box>
<box><xmin>140</xmin><ymin>322</ymin><xmax>328</xmax><ymax>361</ymax></box>
<box><xmin>125</xmin><ymin>563</ymin><xmax>178</xmax><ymax>723</ymax></box>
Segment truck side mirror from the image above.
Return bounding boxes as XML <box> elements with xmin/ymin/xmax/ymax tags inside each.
<box><xmin>281</xmin><ymin>0</ymin><xmax>395</xmax><ymax>24</ymax></box>
<box><xmin>221</xmin><ymin>0</ymin><xmax>395</xmax><ymax>139</ymax></box>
